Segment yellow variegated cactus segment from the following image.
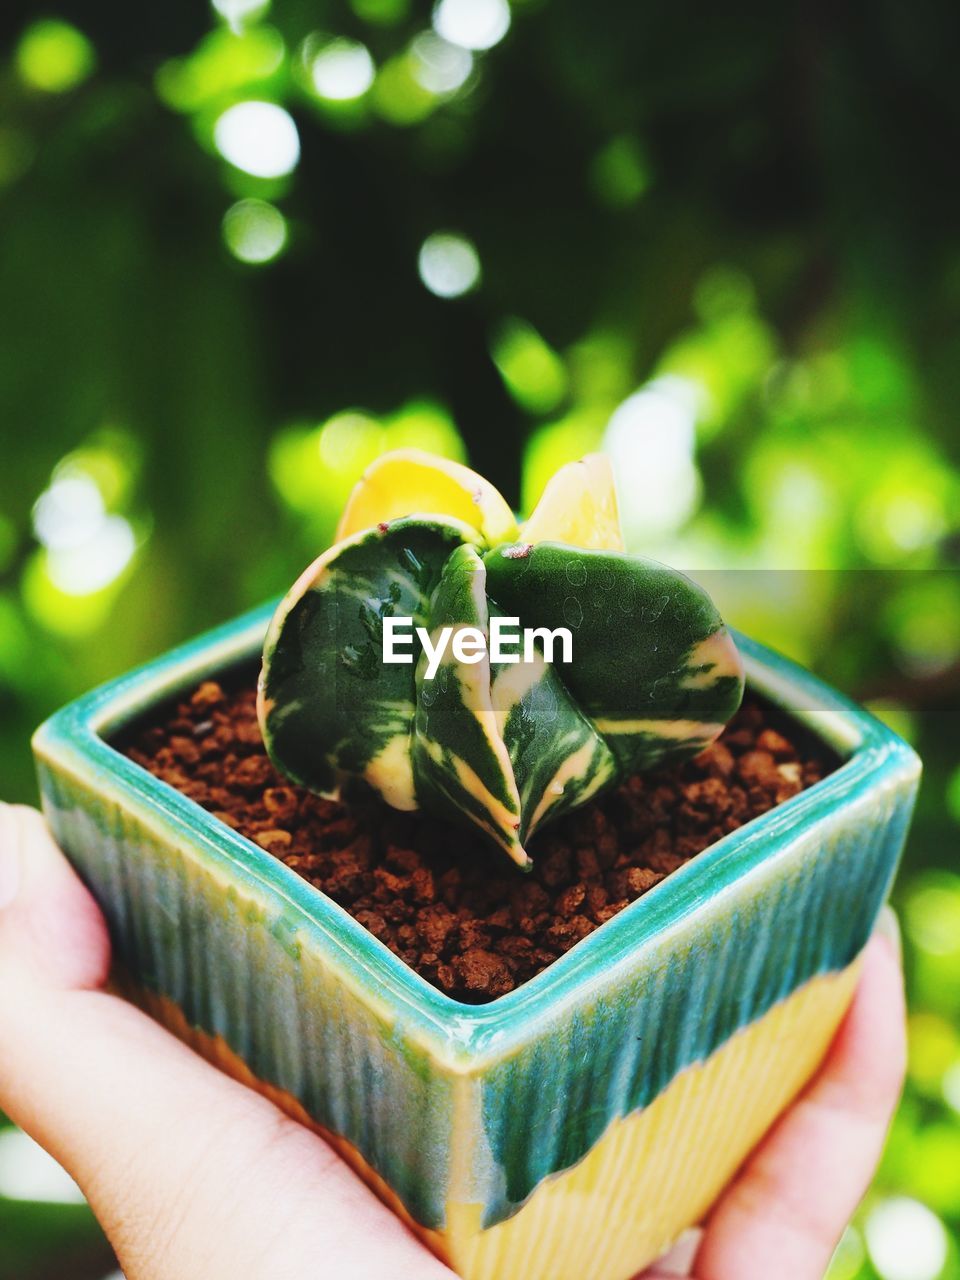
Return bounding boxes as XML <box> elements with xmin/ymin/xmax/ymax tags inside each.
<box><xmin>521</xmin><ymin>453</ymin><xmax>624</xmax><ymax>551</ymax></box>
<box><xmin>336</xmin><ymin>449</ymin><xmax>519</xmax><ymax>545</ymax></box>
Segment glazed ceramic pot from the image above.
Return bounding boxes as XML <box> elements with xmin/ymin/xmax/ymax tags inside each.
<box><xmin>32</xmin><ymin>601</ymin><xmax>920</xmax><ymax>1280</ymax></box>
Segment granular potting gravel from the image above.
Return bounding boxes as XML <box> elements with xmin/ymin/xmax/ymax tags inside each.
<box><xmin>123</xmin><ymin>678</ymin><xmax>832</xmax><ymax>1003</ymax></box>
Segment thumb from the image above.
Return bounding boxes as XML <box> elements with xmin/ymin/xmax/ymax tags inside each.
<box><xmin>0</xmin><ymin>805</ymin><xmax>450</xmax><ymax>1280</ymax></box>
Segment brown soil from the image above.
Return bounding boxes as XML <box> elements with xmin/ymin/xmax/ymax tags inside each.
<box><xmin>122</xmin><ymin>677</ymin><xmax>832</xmax><ymax>1003</ymax></box>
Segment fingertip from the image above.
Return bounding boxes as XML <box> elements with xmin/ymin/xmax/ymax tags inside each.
<box><xmin>0</xmin><ymin>804</ymin><xmax>111</xmax><ymax>993</ymax></box>
<box><xmin>808</xmin><ymin>930</ymin><xmax>907</xmax><ymax>1133</ymax></box>
<box><xmin>854</xmin><ymin>925</ymin><xmax>906</xmax><ymax>1039</ymax></box>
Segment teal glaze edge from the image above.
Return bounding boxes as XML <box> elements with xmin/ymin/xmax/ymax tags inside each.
<box><xmin>33</xmin><ymin>604</ymin><xmax>921</xmax><ymax>1226</ymax></box>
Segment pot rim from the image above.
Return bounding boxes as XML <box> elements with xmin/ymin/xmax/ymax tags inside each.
<box><xmin>33</xmin><ymin>599</ymin><xmax>920</xmax><ymax>1060</ymax></box>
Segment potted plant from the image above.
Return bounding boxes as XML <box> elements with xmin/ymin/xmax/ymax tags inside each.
<box><xmin>32</xmin><ymin>450</ymin><xmax>920</xmax><ymax>1280</ymax></box>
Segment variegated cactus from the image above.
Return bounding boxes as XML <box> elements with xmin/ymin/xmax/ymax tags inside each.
<box><xmin>258</xmin><ymin>450</ymin><xmax>744</xmax><ymax>868</ymax></box>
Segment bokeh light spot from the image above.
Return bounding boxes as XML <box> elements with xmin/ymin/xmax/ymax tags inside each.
<box><xmin>33</xmin><ymin>474</ymin><xmax>105</xmax><ymax>551</ymax></box>
<box><xmin>521</xmin><ymin>409</ymin><xmax>608</xmax><ymax>518</ymax></box>
<box><xmin>385</xmin><ymin>399</ymin><xmax>465</xmax><ymax>458</ymax></box>
<box><xmin>590</xmin><ymin>136</ymin><xmax>650</xmax><ymax>208</ymax></box>
<box><xmin>15</xmin><ymin>19</ymin><xmax>96</xmax><ymax>94</ymax></box>
<box><xmin>906</xmin><ymin>876</ymin><xmax>960</xmax><ymax>958</ymax></box>
<box><xmin>603</xmin><ymin>376</ymin><xmax>704</xmax><ymax>546</ymax></box>
<box><xmin>491</xmin><ymin>318</ymin><xmax>567</xmax><ymax>415</ymax></box>
<box><xmin>222</xmin><ymin>198</ymin><xmax>288</xmax><ymax>264</ymax></box>
<box><xmin>156</xmin><ymin>27</ymin><xmax>285</xmax><ymax>114</ymax></box>
<box><xmin>269</xmin><ymin>414</ymin><xmax>385</xmax><ymax>546</ymax></box>
<box><xmin>858</xmin><ymin>482</ymin><xmax>950</xmax><ymax>561</ymax></box>
<box><xmin>213</xmin><ymin>101</ymin><xmax>300</xmax><ymax>179</ymax></box>
<box><xmin>46</xmin><ymin>517</ymin><xmax>136</xmax><ymax>597</ymax></box>
<box><xmin>0</xmin><ymin>1130</ymin><xmax>86</xmax><ymax>1204</ymax></box>
<box><xmin>318</xmin><ymin>413</ymin><xmax>384</xmax><ymax>471</ymax></box>
<box><xmin>942</xmin><ymin>1061</ymin><xmax>960</xmax><ymax>1114</ymax></box>
<box><xmin>418</xmin><ymin>232</ymin><xmax>480</xmax><ymax>298</ymax></box>
<box><xmin>907</xmin><ymin>1011</ymin><xmax>960</xmax><ymax>1096</ymax></box>
<box><xmin>311</xmin><ymin>39</ymin><xmax>376</xmax><ymax>101</ymax></box>
<box><xmin>269</xmin><ymin>403</ymin><xmax>466</xmax><ymax>549</ymax></box>
<box><xmin>30</xmin><ymin>448</ymin><xmax>140</xmax><ymax>610</ymax></box>
<box><xmin>57</xmin><ymin>434</ymin><xmax>141</xmax><ymax>509</ymax></box>
<box><xmin>351</xmin><ymin>0</ymin><xmax>411</xmax><ymax>23</ymax></box>
<box><xmin>885</xmin><ymin>576</ymin><xmax>960</xmax><ymax>678</ymax></box>
<box><xmin>659</xmin><ymin>277</ymin><xmax>775</xmax><ymax>442</ymax></box>
<box><xmin>432</xmin><ymin>0</ymin><xmax>511</xmax><ymax>51</ymax></box>
<box><xmin>906</xmin><ymin>1123</ymin><xmax>960</xmax><ymax>1217</ymax></box>
<box><xmin>212</xmin><ymin>0</ymin><xmax>271</xmax><ymax>29</ymax></box>
<box><xmin>864</xmin><ymin>1197</ymin><xmax>949</xmax><ymax>1280</ymax></box>
<box><xmin>372</xmin><ymin>53</ymin><xmax>437</xmax><ymax>125</ymax></box>
<box><xmin>410</xmin><ymin>32</ymin><xmax>473</xmax><ymax>94</ymax></box>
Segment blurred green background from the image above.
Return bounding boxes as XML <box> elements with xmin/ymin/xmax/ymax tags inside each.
<box><xmin>1</xmin><ymin>0</ymin><xmax>959</xmax><ymax>1276</ymax></box>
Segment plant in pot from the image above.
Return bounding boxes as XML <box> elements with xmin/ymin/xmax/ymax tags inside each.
<box><xmin>33</xmin><ymin>450</ymin><xmax>920</xmax><ymax>1280</ymax></box>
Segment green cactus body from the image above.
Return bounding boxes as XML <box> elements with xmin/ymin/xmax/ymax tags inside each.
<box><xmin>409</xmin><ymin>544</ymin><xmax>622</xmax><ymax>865</ymax></box>
<box><xmin>412</xmin><ymin>543</ymin><xmax>525</xmax><ymax>858</ymax></box>
<box><xmin>483</xmin><ymin>542</ymin><xmax>745</xmax><ymax>774</ymax></box>
<box><xmin>491</xmin><ymin>655</ymin><xmax>618</xmax><ymax>847</ymax></box>
<box><xmin>258</xmin><ymin>516</ymin><xmax>476</xmax><ymax>811</ymax></box>
<box><xmin>259</xmin><ymin>505</ymin><xmax>745</xmax><ymax>867</ymax></box>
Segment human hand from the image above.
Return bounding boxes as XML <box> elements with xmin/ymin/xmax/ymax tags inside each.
<box><xmin>0</xmin><ymin>804</ymin><xmax>454</xmax><ymax>1280</ymax></box>
<box><xmin>642</xmin><ymin>909</ymin><xmax>906</xmax><ymax>1280</ymax></box>
<box><xmin>0</xmin><ymin>805</ymin><xmax>905</xmax><ymax>1280</ymax></box>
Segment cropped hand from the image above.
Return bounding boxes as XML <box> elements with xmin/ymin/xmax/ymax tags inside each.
<box><xmin>0</xmin><ymin>806</ymin><xmax>904</xmax><ymax>1280</ymax></box>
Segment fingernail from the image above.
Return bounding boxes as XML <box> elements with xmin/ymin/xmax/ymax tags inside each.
<box><xmin>0</xmin><ymin>804</ymin><xmax>22</xmax><ymax>910</ymax></box>
<box><xmin>644</xmin><ymin>1227</ymin><xmax>703</xmax><ymax>1276</ymax></box>
<box><xmin>876</xmin><ymin>904</ymin><xmax>902</xmax><ymax>963</ymax></box>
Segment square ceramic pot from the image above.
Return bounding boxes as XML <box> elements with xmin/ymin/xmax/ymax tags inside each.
<box><xmin>32</xmin><ymin>602</ymin><xmax>920</xmax><ymax>1280</ymax></box>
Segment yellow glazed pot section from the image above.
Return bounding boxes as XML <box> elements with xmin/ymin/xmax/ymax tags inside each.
<box><xmin>124</xmin><ymin>956</ymin><xmax>860</xmax><ymax>1280</ymax></box>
